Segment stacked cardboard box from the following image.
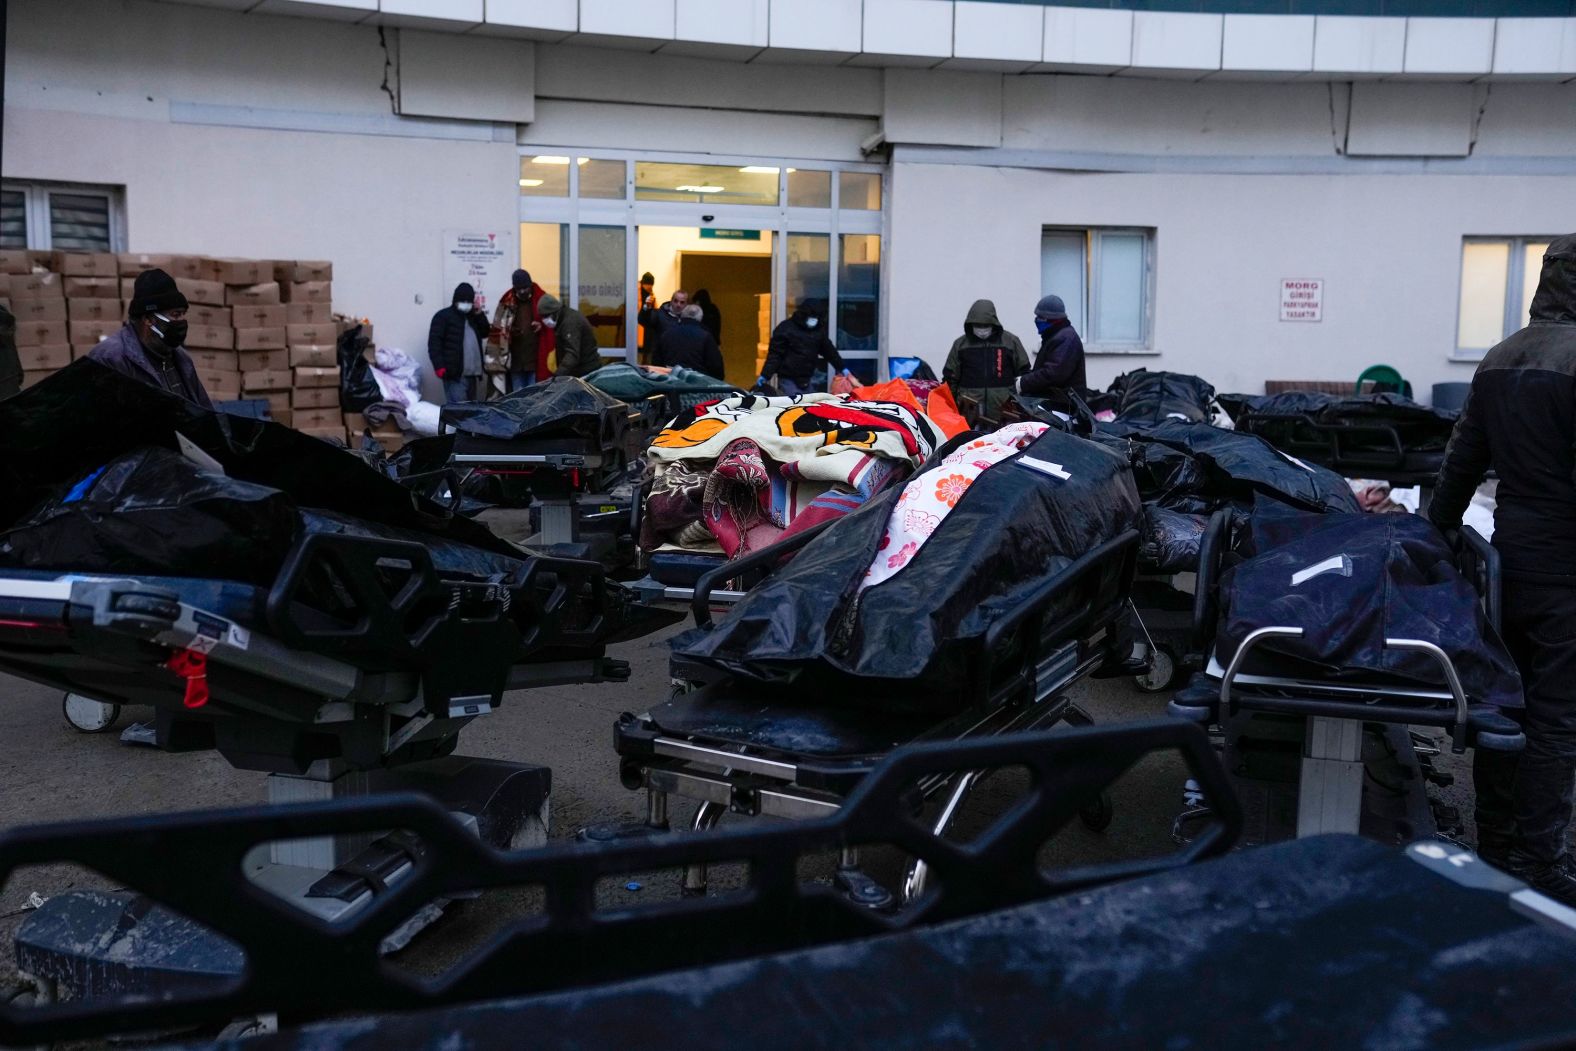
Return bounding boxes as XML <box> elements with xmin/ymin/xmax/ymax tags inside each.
<box><xmin>4</xmin><ymin>251</ymin><xmax>72</xmax><ymax>388</ymax></box>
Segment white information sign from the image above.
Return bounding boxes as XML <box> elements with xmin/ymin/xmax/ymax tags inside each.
<box><xmin>1280</xmin><ymin>278</ymin><xmax>1324</xmax><ymax>322</ymax></box>
<box><xmin>442</xmin><ymin>229</ymin><xmax>512</xmax><ymax>315</ymax></box>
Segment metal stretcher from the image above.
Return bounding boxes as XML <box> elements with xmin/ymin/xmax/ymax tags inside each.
<box><xmin>1233</xmin><ymin>407</ymin><xmax>1447</xmax><ymax>491</ymax></box>
<box><xmin>605</xmin><ymin>525</ymin><xmax>1141</xmax><ymax>904</ymax></box>
<box><xmin>1168</xmin><ymin>511</ymin><xmax>1525</xmax><ymax>845</ymax></box>
<box><xmin>0</xmin><ymin>530</ymin><xmax>673</xmax><ymax>995</ymax></box>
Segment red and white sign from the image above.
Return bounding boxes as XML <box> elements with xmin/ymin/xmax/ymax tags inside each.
<box><xmin>1280</xmin><ymin>279</ymin><xmax>1323</xmax><ymax>322</ymax></box>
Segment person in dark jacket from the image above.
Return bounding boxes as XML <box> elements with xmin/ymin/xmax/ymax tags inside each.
<box><xmin>1430</xmin><ymin>233</ymin><xmax>1576</xmax><ymax>905</ymax></box>
<box><xmin>656</xmin><ymin>304</ymin><xmax>725</xmax><ymax>378</ymax></box>
<box><xmin>1017</xmin><ymin>293</ymin><xmax>1086</xmax><ymax>402</ymax></box>
<box><xmin>760</xmin><ymin>300</ymin><xmax>850</xmax><ymax>396</ymax></box>
<box><xmin>0</xmin><ymin>305</ymin><xmax>20</xmax><ymax>400</ymax></box>
<box><xmin>536</xmin><ymin>293</ymin><xmax>601</xmax><ymax>378</ymax></box>
<box><xmin>693</xmin><ymin>288</ymin><xmax>723</xmax><ymax>346</ymax></box>
<box><xmin>943</xmin><ymin>298</ymin><xmax>1029</xmax><ymax>423</ymax></box>
<box><xmin>639</xmin><ymin>288</ymin><xmax>687</xmax><ymax>359</ymax></box>
<box><xmin>429</xmin><ymin>282</ymin><xmax>489</xmax><ymax>404</ymax></box>
<box><xmin>88</xmin><ymin>268</ymin><xmax>211</xmax><ymax>407</ymax></box>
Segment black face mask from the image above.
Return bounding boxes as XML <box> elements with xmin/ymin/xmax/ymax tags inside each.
<box><xmin>150</xmin><ymin>313</ymin><xmax>188</xmax><ymax>349</ymax></box>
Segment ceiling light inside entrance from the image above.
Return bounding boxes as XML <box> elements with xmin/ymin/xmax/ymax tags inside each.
<box><xmin>676</xmin><ymin>185</ymin><xmax>724</xmax><ymax>193</ymax></box>
<box><xmin>519</xmin><ymin>179</ymin><xmax>544</xmax><ymax>187</ymax></box>
<box><xmin>739</xmin><ymin>166</ymin><xmax>797</xmax><ymax>174</ymax></box>
<box><xmin>531</xmin><ymin>155</ymin><xmax>572</xmax><ymax>165</ymax></box>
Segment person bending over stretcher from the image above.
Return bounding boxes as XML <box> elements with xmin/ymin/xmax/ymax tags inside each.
<box><xmin>1430</xmin><ymin>233</ymin><xmax>1576</xmax><ymax>906</ymax></box>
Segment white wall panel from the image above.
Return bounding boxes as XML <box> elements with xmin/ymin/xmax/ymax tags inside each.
<box><xmin>1039</xmin><ymin>7</ymin><xmax>1132</xmax><ymax>73</ymax></box>
<box><xmin>861</xmin><ymin>0</ymin><xmax>952</xmax><ymax>62</ymax></box>
<box><xmin>675</xmin><ymin>0</ymin><xmax>767</xmax><ymax>48</ymax></box>
<box><xmin>379</xmin><ymin>0</ymin><xmax>482</xmax><ymax>30</ymax></box>
<box><xmin>1222</xmin><ymin>14</ymin><xmax>1313</xmax><ymax>74</ymax></box>
<box><xmin>951</xmin><ymin>2</ymin><xmax>1043</xmax><ymax>66</ymax></box>
<box><xmin>1130</xmin><ymin>11</ymin><xmax>1222</xmax><ymax>76</ymax></box>
<box><xmin>1311</xmin><ymin>16</ymin><xmax>1405</xmax><ymax>76</ymax></box>
<box><xmin>765</xmin><ymin>0</ymin><xmax>862</xmax><ymax>58</ymax></box>
<box><xmin>1344</xmin><ymin>82</ymin><xmax>1473</xmax><ymax>157</ymax></box>
<box><xmin>1403</xmin><ymin>17</ymin><xmax>1495</xmax><ymax>76</ymax></box>
<box><xmin>884</xmin><ymin>68</ymin><xmax>1001</xmax><ymax>147</ymax></box>
<box><xmin>1491</xmin><ymin>17</ymin><xmax>1576</xmax><ymax>77</ymax></box>
<box><xmin>253</xmin><ymin>0</ymin><xmax>376</xmax><ymax>20</ymax></box>
<box><xmin>399</xmin><ymin>30</ymin><xmax>534</xmax><ymax>123</ymax></box>
<box><xmin>482</xmin><ymin>0</ymin><xmax>576</xmax><ymax>38</ymax></box>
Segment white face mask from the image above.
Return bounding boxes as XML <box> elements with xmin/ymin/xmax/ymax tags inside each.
<box><xmin>806</xmin><ymin>317</ymin><xmax>819</xmax><ymax>329</ymax></box>
<box><xmin>543</xmin><ymin>317</ymin><xmax>558</xmax><ymax>330</ymax></box>
<box><xmin>456</xmin><ymin>302</ymin><xmax>473</xmax><ymax>314</ymax></box>
<box><xmin>971</xmin><ymin>325</ymin><xmax>993</xmax><ymax>340</ymax></box>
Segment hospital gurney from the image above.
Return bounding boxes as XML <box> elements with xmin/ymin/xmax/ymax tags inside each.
<box><xmin>1229</xmin><ymin>393</ymin><xmax>1455</xmax><ymax>492</ymax></box>
<box><xmin>603</xmin><ymin>525</ymin><xmax>1141</xmax><ymax>904</ymax></box>
<box><xmin>0</xmin><ymin>530</ymin><xmax>676</xmax><ymax>995</ymax></box>
<box><xmin>1168</xmin><ymin>512</ymin><xmax>1524</xmax><ymax>845</ymax></box>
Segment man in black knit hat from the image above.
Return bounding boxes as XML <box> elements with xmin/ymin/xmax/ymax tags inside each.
<box><xmin>88</xmin><ymin>268</ymin><xmax>211</xmax><ymax>407</ymax></box>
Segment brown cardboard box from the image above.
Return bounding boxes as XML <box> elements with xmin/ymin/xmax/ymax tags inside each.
<box><xmin>285</xmin><ymin>302</ymin><xmax>334</xmax><ymax>325</ymax></box>
<box><xmin>258</xmin><ymin>391</ymin><xmax>292</xmax><ymax>416</ymax></box>
<box><xmin>72</xmin><ymin>344</ymin><xmax>102</xmax><ymax>361</ymax></box>
<box><xmin>69</xmin><ymin>319</ymin><xmax>120</xmax><ymax>345</ymax></box>
<box><xmin>292</xmin><ymin>365</ymin><xmax>338</xmax><ymax>388</ymax></box>
<box><xmin>233</xmin><ymin>304</ymin><xmax>286</xmax><ymax>329</ymax></box>
<box><xmin>292</xmin><ymin>406</ymin><xmax>342</xmax><ymax>430</ymax></box>
<box><xmin>64</xmin><ymin>276</ymin><xmax>121</xmax><ymax>299</ymax></box>
<box><xmin>238</xmin><ymin>348</ymin><xmax>290</xmax><ymax>372</ymax></box>
<box><xmin>292</xmin><ymin>385</ymin><xmax>338</xmax><ymax>409</ymax></box>
<box><xmin>17</xmin><ymin>344</ymin><xmax>71</xmax><ymax>371</ymax></box>
<box><xmin>343</xmin><ymin>413</ymin><xmax>367</xmax><ymax>433</ymax></box>
<box><xmin>286</xmin><ymin>323</ymin><xmax>336</xmax><ymax>346</ymax></box>
<box><xmin>283</xmin><ymin>281</ymin><xmax>331</xmax><ymax>305</ymax></box>
<box><xmin>227</xmin><ymin>282</ymin><xmax>282</xmax><ymax>307</ymax></box>
<box><xmin>0</xmin><ymin>251</ymin><xmax>31</xmax><ymax>275</ymax></box>
<box><xmin>188</xmin><ymin>349</ymin><xmax>239</xmax><ymax>372</ymax></box>
<box><xmin>187</xmin><ymin>304</ymin><xmax>232</xmax><ymax>327</ymax></box>
<box><xmin>26</xmin><ymin>250</ymin><xmax>53</xmax><ymax>269</ymax></box>
<box><xmin>178</xmin><ymin>278</ymin><xmax>227</xmax><ymax>308</ymax></box>
<box><xmin>369</xmin><ymin>421</ymin><xmax>405</xmax><ymax>452</ymax></box>
<box><xmin>15</xmin><ymin>320</ymin><xmax>68</xmax><ymax>347</ymax></box>
<box><xmin>52</xmin><ymin>252</ymin><xmax>118</xmax><ymax>277</ymax></box>
<box><xmin>66</xmin><ymin>298</ymin><xmax>123</xmax><ymax>322</ymax></box>
<box><xmin>185</xmin><ymin>324</ymin><xmax>234</xmax><ymax>351</ymax></box>
<box><xmin>117</xmin><ymin>252</ymin><xmax>175</xmax><ymax>276</ymax></box>
<box><xmin>21</xmin><ymin>371</ymin><xmax>54</xmax><ymax>390</ymax></box>
<box><xmin>300</xmin><ymin>427</ymin><xmax>349</xmax><ymax>445</ymax></box>
<box><xmin>234</xmin><ymin>327</ymin><xmax>287</xmax><ymax>352</ymax></box>
<box><xmin>9</xmin><ymin>297</ymin><xmax>68</xmax><ymax>322</ymax></box>
<box><xmin>9</xmin><ymin>273</ymin><xmax>64</xmax><ymax>300</ymax></box>
<box><xmin>275</xmin><ymin>260</ymin><xmax>333</xmax><ymax>283</ymax></box>
<box><xmin>209</xmin><ymin>259</ymin><xmax>269</xmax><ymax>285</ymax></box>
<box><xmin>270</xmin><ymin>407</ymin><xmax>295</xmax><ymax>428</ymax></box>
<box><xmin>166</xmin><ymin>256</ymin><xmax>210</xmax><ymax>281</ymax></box>
<box><xmin>119</xmin><ymin>277</ymin><xmax>135</xmax><ymax>301</ymax></box>
<box><xmin>198</xmin><ymin>368</ymin><xmax>242</xmax><ymax>399</ymax></box>
<box><xmin>288</xmin><ymin>344</ymin><xmax>335</xmax><ymax>368</ymax></box>
<box><xmin>242</xmin><ymin>369</ymin><xmax>293</xmax><ymax>393</ymax></box>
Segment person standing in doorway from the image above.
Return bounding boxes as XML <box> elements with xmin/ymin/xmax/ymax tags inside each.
<box><xmin>760</xmin><ymin>298</ymin><xmax>850</xmax><ymax>396</ymax></box>
<box><xmin>943</xmin><ymin>298</ymin><xmax>1029</xmax><ymax>424</ymax></box>
<box><xmin>656</xmin><ymin>304</ymin><xmax>725</xmax><ymax>378</ymax></box>
<box><xmin>490</xmin><ymin>268</ymin><xmax>547</xmax><ymax>394</ymax></box>
<box><xmin>1429</xmin><ymin>234</ymin><xmax>1576</xmax><ymax>905</ymax></box>
<box><xmin>89</xmin><ymin>268</ymin><xmax>211</xmax><ymax>407</ymax></box>
<box><xmin>693</xmin><ymin>288</ymin><xmax>723</xmax><ymax>347</ymax></box>
<box><xmin>535</xmin><ymin>293</ymin><xmax>601</xmax><ymax>378</ymax></box>
<box><xmin>1016</xmin><ymin>293</ymin><xmax>1086</xmax><ymax>401</ymax></box>
<box><xmin>636</xmin><ymin>271</ymin><xmax>657</xmax><ymax>362</ymax></box>
<box><xmin>430</xmin><ymin>282</ymin><xmax>489</xmax><ymax>404</ymax></box>
<box><xmin>640</xmin><ymin>288</ymin><xmax>688</xmax><ymax>356</ymax></box>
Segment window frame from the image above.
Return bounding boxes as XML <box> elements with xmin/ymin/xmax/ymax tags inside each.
<box><xmin>1042</xmin><ymin>225</ymin><xmax>1157</xmax><ymax>355</ymax></box>
<box><xmin>0</xmin><ymin>180</ymin><xmax>127</xmax><ymax>252</ymax></box>
<box><xmin>1454</xmin><ymin>235</ymin><xmax>1556</xmax><ymax>362</ymax></box>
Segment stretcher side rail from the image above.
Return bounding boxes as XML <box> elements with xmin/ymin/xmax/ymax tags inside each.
<box><xmin>0</xmin><ymin>721</ymin><xmax>1238</xmax><ymax>1049</ymax></box>
<box><xmin>1237</xmin><ymin>410</ymin><xmax>1443</xmax><ymax>485</ymax></box>
<box><xmin>689</xmin><ymin>520</ymin><xmax>836</xmax><ymax>629</ymax></box>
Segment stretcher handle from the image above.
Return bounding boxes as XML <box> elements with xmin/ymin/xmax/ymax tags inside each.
<box><xmin>1190</xmin><ymin>509</ymin><xmax>1232</xmax><ymax>663</ymax></box>
<box><xmin>1455</xmin><ymin>524</ymin><xmax>1501</xmax><ymax>633</ymax></box>
<box><xmin>1319</xmin><ymin>420</ymin><xmax>1406</xmax><ymax>470</ymax></box>
<box><xmin>1219</xmin><ymin>626</ymin><xmax>1304</xmax><ymax>713</ymax></box>
<box><xmin>690</xmin><ymin>520</ymin><xmax>837</xmax><ymax>629</ymax></box>
<box><xmin>1384</xmin><ymin>637</ymin><xmax>1472</xmax><ymax>753</ymax></box>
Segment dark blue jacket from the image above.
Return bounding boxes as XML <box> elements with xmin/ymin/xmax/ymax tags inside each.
<box><xmin>1019</xmin><ymin>320</ymin><xmax>1086</xmax><ymax>397</ymax></box>
<box><xmin>655</xmin><ymin>318</ymin><xmax>725</xmax><ymax>378</ymax></box>
<box><xmin>88</xmin><ymin>323</ymin><xmax>212</xmax><ymax>408</ymax></box>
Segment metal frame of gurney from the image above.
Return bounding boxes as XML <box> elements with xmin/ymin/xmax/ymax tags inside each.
<box><xmin>0</xmin><ymin>531</ymin><xmax>654</xmax><ymax>995</ymax></box>
<box><xmin>1233</xmin><ymin>407</ymin><xmax>1447</xmax><ymax>493</ymax></box>
<box><xmin>604</xmin><ymin>524</ymin><xmax>1141</xmax><ymax>905</ymax></box>
<box><xmin>1169</xmin><ymin>511</ymin><xmax>1524</xmax><ymax>845</ymax></box>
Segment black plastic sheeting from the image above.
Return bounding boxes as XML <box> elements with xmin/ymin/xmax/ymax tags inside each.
<box><xmin>1218</xmin><ymin>509</ymin><xmax>1522</xmax><ymax>709</ymax></box>
<box><xmin>0</xmin><ymin>361</ymin><xmax>522</xmax><ymax>571</ymax></box>
<box><xmin>1221</xmin><ymin>391</ymin><xmax>1459</xmax><ymax>451</ymax></box>
<box><xmin>672</xmin><ymin>428</ymin><xmax>1141</xmax><ymax>712</ymax></box>
<box><xmin>1111</xmin><ymin>369</ymin><xmax>1216</xmax><ymax>427</ymax></box>
<box><xmin>1140</xmin><ymin>505</ymin><xmax>1208</xmax><ymax>575</ymax></box>
<box><xmin>337</xmin><ymin>323</ymin><xmax>380</xmax><ymax>414</ymax></box>
<box><xmin>440</xmin><ymin>376</ymin><xmax>629</xmax><ymax>444</ymax></box>
<box><xmin>1</xmin><ymin>447</ymin><xmax>303</xmax><ymax>586</ymax></box>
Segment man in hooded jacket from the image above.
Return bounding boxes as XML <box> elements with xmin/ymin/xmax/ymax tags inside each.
<box><xmin>760</xmin><ymin>300</ymin><xmax>850</xmax><ymax>396</ymax></box>
<box><xmin>535</xmin><ymin>293</ymin><xmax>601</xmax><ymax>378</ymax></box>
<box><xmin>943</xmin><ymin>298</ymin><xmax>1029</xmax><ymax>423</ymax></box>
<box><xmin>1017</xmin><ymin>293</ymin><xmax>1087</xmax><ymax>402</ymax></box>
<box><xmin>429</xmin><ymin>282</ymin><xmax>489</xmax><ymax>403</ymax></box>
<box><xmin>1430</xmin><ymin>233</ymin><xmax>1576</xmax><ymax>904</ymax></box>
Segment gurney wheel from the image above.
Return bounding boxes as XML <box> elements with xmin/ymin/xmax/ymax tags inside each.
<box><xmin>1133</xmin><ymin>646</ymin><xmax>1178</xmax><ymax>693</ymax></box>
<box><xmin>62</xmin><ymin>694</ymin><xmax>121</xmax><ymax>734</ymax></box>
<box><xmin>1080</xmin><ymin>791</ymin><xmax>1114</xmax><ymax>832</ymax></box>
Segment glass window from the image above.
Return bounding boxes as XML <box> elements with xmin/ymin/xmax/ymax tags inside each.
<box><xmin>0</xmin><ymin>190</ymin><xmax>25</xmax><ymax>250</ymax></box>
<box><xmin>786</xmin><ymin>233</ymin><xmax>830</xmax><ymax>320</ymax></box>
<box><xmin>519</xmin><ymin>222</ymin><xmax>567</xmax><ymax>299</ymax></box>
<box><xmin>1521</xmin><ymin>241</ymin><xmax>1550</xmax><ymax>329</ymax></box>
<box><xmin>838</xmin><ymin>234</ymin><xmax>880</xmax><ymax>353</ymax></box>
<box><xmin>1040</xmin><ymin>227</ymin><xmax>1153</xmax><ymax>351</ymax></box>
<box><xmin>1457</xmin><ymin>240</ymin><xmax>1511</xmax><ymax>351</ymax></box>
<box><xmin>839</xmin><ymin>171</ymin><xmax>881</xmax><ymax>211</ymax></box>
<box><xmin>519</xmin><ymin>155</ymin><xmax>571</xmax><ymax>197</ymax></box>
<box><xmin>47</xmin><ymin>192</ymin><xmax>112</xmax><ymax>251</ymax></box>
<box><xmin>787</xmin><ymin>170</ymin><xmax>831</xmax><ymax>208</ymax></box>
<box><xmin>579</xmin><ymin>158</ymin><xmax>626</xmax><ymax>200</ymax></box>
<box><xmin>578</xmin><ymin>225</ymin><xmax>627</xmax><ymax>352</ymax></box>
<box><xmin>1039</xmin><ymin>231</ymin><xmax>1088</xmax><ymax>336</ymax></box>
<box><xmin>636</xmin><ymin>162</ymin><xmax>778</xmax><ymax>206</ymax></box>
<box><xmin>1091</xmin><ymin>231</ymin><xmax>1145</xmax><ymax>345</ymax></box>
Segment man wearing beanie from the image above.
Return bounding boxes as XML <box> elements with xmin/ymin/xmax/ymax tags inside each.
<box><xmin>488</xmin><ymin>269</ymin><xmax>548</xmax><ymax>394</ymax></box>
<box><xmin>534</xmin><ymin>293</ymin><xmax>601</xmax><ymax>378</ymax></box>
<box><xmin>1016</xmin><ymin>293</ymin><xmax>1086</xmax><ymax>402</ymax></box>
<box><xmin>428</xmin><ymin>282</ymin><xmax>489</xmax><ymax>403</ymax></box>
<box><xmin>88</xmin><ymin>268</ymin><xmax>212</xmax><ymax>407</ymax></box>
